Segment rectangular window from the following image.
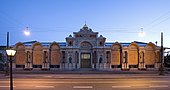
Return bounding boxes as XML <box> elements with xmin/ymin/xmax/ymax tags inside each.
<box><xmin>111</xmin><ymin>65</ymin><xmax>121</xmax><ymax>68</ymax></box>
<box><xmin>129</xmin><ymin>65</ymin><xmax>138</xmax><ymax>68</ymax></box>
<box><xmin>50</xmin><ymin>65</ymin><xmax>60</xmax><ymax>68</ymax></box>
<box><xmin>81</xmin><ymin>53</ymin><xmax>90</xmax><ymax>59</ymax></box>
<box><xmin>16</xmin><ymin>65</ymin><xmax>25</xmax><ymax>68</ymax></box>
<box><xmin>146</xmin><ymin>65</ymin><xmax>154</xmax><ymax>68</ymax></box>
<box><xmin>33</xmin><ymin>65</ymin><xmax>42</xmax><ymax>68</ymax></box>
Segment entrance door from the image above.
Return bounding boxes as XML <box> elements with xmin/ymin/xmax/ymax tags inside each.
<box><xmin>81</xmin><ymin>53</ymin><xmax>91</xmax><ymax>68</ymax></box>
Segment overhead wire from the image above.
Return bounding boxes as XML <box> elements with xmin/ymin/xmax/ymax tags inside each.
<box><xmin>0</xmin><ymin>10</ymin><xmax>24</xmax><ymax>29</ymax></box>
<box><xmin>144</xmin><ymin>11</ymin><xmax>170</xmax><ymax>28</ymax></box>
<box><xmin>143</xmin><ymin>11</ymin><xmax>170</xmax><ymax>31</ymax></box>
<box><xmin>1</xmin><ymin>10</ymin><xmax>170</xmax><ymax>36</ymax></box>
<box><xmin>0</xmin><ymin>10</ymin><xmax>141</xmax><ymax>34</ymax></box>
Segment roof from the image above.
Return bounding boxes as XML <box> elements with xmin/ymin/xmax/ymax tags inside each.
<box><xmin>20</xmin><ymin>41</ymin><xmax>149</xmax><ymax>47</ymax></box>
<box><xmin>23</xmin><ymin>41</ymin><xmax>37</xmax><ymax>46</ymax></box>
<box><xmin>22</xmin><ymin>41</ymin><xmax>66</xmax><ymax>47</ymax></box>
<box><xmin>105</xmin><ymin>41</ymin><xmax>148</xmax><ymax>47</ymax></box>
<box><xmin>0</xmin><ymin>46</ymin><xmax>6</xmax><ymax>50</ymax></box>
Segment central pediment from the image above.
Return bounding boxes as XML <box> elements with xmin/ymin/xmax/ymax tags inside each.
<box><xmin>73</xmin><ymin>24</ymin><xmax>98</xmax><ymax>38</ymax></box>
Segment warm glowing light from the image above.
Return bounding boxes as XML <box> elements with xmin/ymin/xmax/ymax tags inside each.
<box><xmin>139</xmin><ymin>28</ymin><xmax>145</xmax><ymax>37</ymax></box>
<box><xmin>24</xmin><ymin>30</ymin><xmax>30</xmax><ymax>36</ymax></box>
<box><xmin>6</xmin><ymin>49</ymin><xmax>16</xmax><ymax>56</ymax></box>
<box><xmin>24</xmin><ymin>27</ymin><xmax>30</xmax><ymax>36</ymax></box>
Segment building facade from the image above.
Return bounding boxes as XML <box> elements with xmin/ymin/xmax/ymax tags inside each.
<box><xmin>13</xmin><ymin>24</ymin><xmax>161</xmax><ymax>70</ymax></box>
<box><xmin>0</xmin><ymin>46</ymin><xmax>6</xmax><ymax>70</ymax></box>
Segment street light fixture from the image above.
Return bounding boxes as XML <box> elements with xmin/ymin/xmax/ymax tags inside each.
<box><xmin>139</xmin><ymin>28</ymin><xmax>146</xmax><ymax>38</ymax></box>
<box><xmin>24</xmin><ymin>27</ymin><xmax>30</xmax><ymax>36</ymax></box>
<box><xmin>6</xmin><ymin>49</ymin><xmax>16</xmax><ymax>90</ymax></box>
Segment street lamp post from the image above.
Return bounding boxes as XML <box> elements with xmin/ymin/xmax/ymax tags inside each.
<box><xmin>6</xmin><ymin>49</ymin><xmax>16</xmax><ymax>90</ymax></box>
<box><xmin>159</xmin><ymin>32</ymin><xmax>164</xmax><ymax>75</ymax></box>
<box><xmin>4</xmin><ymin>32</ymin><xmax>10</xmax><ymax>76</ymax></box>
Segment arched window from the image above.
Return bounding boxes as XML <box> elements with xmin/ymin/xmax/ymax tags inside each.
<box><xmin>62</xmin><ymin>51</ymin><xmax>65</xmax><ymax>63</ymax></box>
<box><xmin>69</xmin><ymin>57</ymin><xmax>72</xmax><ymax>63</ymax></box>
<box><xmin>80</xmin><ymin>41</ymin><xmax>92</xmax><ymax>49</ymax></box>
<box><xmin>68</xmin><ymin>41</ymin><xmax>73</xmax><ymax>46</ymax></box>
<box><xmin>106</xmin><ymin>51</ymin><xmax>110</xmax><ymax>63</ymax></box>
<box><xmin>99</xmin><ymin>42</ymin><xmax>103</xmax><ymax>46</ymax></box>
<box><xmin>99</xmin><ymin>57</ymin><xmax>102</xmax><ymax>63</ymax></box>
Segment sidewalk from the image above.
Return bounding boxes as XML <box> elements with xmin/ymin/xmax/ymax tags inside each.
<box><xmin>0</xmin><ymin>69</ymin><xmax>169</xmax><ymax>75</ymax></box>
<box><xmin>0</xmin><ymin>73</ymin><xmax>170</xmax><ymax>79</ymax></box>
<box><xmin>0</xmin><ymin>69</ymin><xmax>170</xmax><ymax>79</ymax></box>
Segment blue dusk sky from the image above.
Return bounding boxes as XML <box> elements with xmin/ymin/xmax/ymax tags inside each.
<box><xmin>0</xmin><ymin>0</ymin><xmax>170</xmax><ymax>47</ymax></box>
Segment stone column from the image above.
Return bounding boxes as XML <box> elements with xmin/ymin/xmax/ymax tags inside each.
<box><xmin>72</xmin><ymin>51</ymin><xmax>76</xmax><ymax>69</ymax></box>
<box><xmin>75</xmin><ymin>51</ymin><xmax>78</xmax><ymax>69</ymax></box>
<box><xmin>46</xmin><ymin>51</ymin><xmax>50</xmax><ymax>69</ymax></box>
<box><xmin>65</xmin><ymin>50</ymin><xmax>68</xmax><ymax>69</ymax></box>
<box><xmin>25</xmin><ymin>51</ymin><xmax>28</xmax><ymax>69</ymax></box>
<box><xmin>96</xmin><ymin>51</ymin><xmax>99</xmax><ymax>69</ymax></box>
<box><xmin>92</xmin><ymin>51</ymin><xmax>95</xmax><ymax>69</ymax></box>
<box><xmin>60</xmin><ymin>51</ymin><xmax>63</xmax><ymax>69</ymax></box>
<box><xmin>77</xmin><ymin>51</ymin><xmax>81</xmax><ymax>68</ymax></box>
<box><xmin>42</xmin><ymin>51</ymin><xmax>45</xmax><ymax>69</ymax></box>
<box><xmin>48</xmin><ymin>49</ymin><xmax>51</xmax><ymax>69</ymax></box>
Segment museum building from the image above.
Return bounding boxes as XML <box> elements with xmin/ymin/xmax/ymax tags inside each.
<box><xmin>13</xmin><ymin>24</ymin><xmax>161</xmax><ymax>70</ymax></box>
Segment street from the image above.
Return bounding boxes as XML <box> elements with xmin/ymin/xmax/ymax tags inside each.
<box><xmin>0</xmin><ymin>74</ymin><xmax>170</xmax><ymax>90</ymax></box>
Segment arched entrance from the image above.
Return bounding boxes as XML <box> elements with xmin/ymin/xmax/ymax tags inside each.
<box><xmin>80</xmin><ymin>41</ymin><xmax>92</xmax><ymax>68</ymax></box>
<box><xmin>81</xmin><ymin>53</ymin><xmax>91</xmax><ymax>68</ymax></box>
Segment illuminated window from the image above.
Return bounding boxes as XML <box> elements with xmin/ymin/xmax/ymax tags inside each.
<box><xmin>81</xmin><ymin>54</ymin><xmax>90</xmax><ymax>59</ymax></box>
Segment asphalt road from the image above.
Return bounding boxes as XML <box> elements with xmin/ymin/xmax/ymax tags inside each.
<box><xmin>0</xmin><ymin>74</ymin><xmax>170</xmax><ymax>90</ymax></box>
